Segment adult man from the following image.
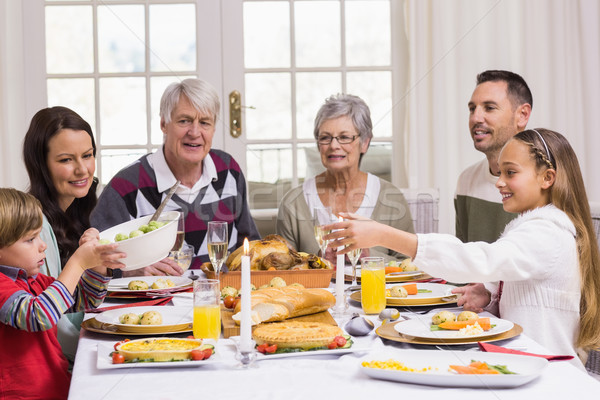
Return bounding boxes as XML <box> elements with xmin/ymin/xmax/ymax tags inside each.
<box><xmin>453</xmin><ymin>70</ymin><xmax>533</xmax><ymax>310</ymax></box>
<box><xmin>91</xmin><ymin>78</ymin><xmax>260</xmax><ymax>275</ymax></box>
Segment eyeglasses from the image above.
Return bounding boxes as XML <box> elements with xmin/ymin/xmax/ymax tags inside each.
<box><xmin>317</xmin><ymin>135</ymin><xmax>359</xmax><ymax>145</ymax></box>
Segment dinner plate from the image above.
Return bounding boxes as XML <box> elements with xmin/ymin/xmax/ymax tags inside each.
<box><xmin>350</xmin><ymin>283</ymin><xmax>458</xmax><ymax>307</ymax></box>
<box><xmin>345</xmin><ymin>267</ymin><xmax>425</xmax><ymax>283</ymax></box>
<box><xmin>359</xmin><ymin>349</ymin><xmax>547</xmax><ymax>388</ymax></box>
<box><xmin>95</xmin><ymin>306</ymin><xmax>192</xmax><ymax>333</ymax></box>
<box><xmin>82</xmin><ymin>318</ymin><xmax>192</xmax><ymax>336</ymax></box>
<box><xmin>376</xmin><ymin>320</ymin><xmax>523</xmax><ymax>345</ymax></box>
<box><xmin>394</xmin><ymin>316</ymin><xmax>514</xmax><ymax>340</ymax></box>
<box><xmin>96</xmin><ymin>341</ymin><xmax>220</xmax><ymax>369</ymax></box>
<box><xmin>107</xmin><ymin>276</ymin><xmax>192</xmax><ymax>293</ymax></box>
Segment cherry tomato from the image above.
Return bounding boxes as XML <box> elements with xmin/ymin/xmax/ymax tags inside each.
<box><xmin>112</xmin><ymin>352</ymin><xmax>125</xmax><ymax>364</ymax></box>
<box><xmin>334</xmin><ymin>336</ymin><xmax>347</xmax><ymax>347</ymax></box>
<box><xmin>265</xmin><ymin>344</ymin><xmax>278</xmax><ymax>354</ymax></box>
<box><xmin>327</xmin><ymin>342</ymin><xmax>338</xmax><ymax>349</ymax></box>
<box><xmin>190</xmin><ymin>349</ymin><xmax>205</xmax><ymax>360</ymax></box>
<box><xmin>256</xmin><ymin>343</ymin><xmax>269</xmax><ymax>354</ymax></box>
<box><xmin>232</xmin><ymin>296</ymin><xmax>241</xmax><ymax>309</ymax></box>
<box><xmin>201</xmin><ymin>348</ymin><xmax>213</xmax><ymax>359</ymax></box>
<box><xmin>223</xmin><ymin>296</ymin><xmax>236</xmax><ymax>309</ymax></box>
<box><xmin>113</xmin><ymin>338</ymin><xmax>130</xmax><ymax>351</ymax></box>
<box><xmin>187</xmin><ymin>335</ymin><xmax>195</xmax><ymax>339</ymax></box>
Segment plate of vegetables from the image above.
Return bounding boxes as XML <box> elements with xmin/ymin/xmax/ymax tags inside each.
<box><xmin>359</xmin><ymin>349</ymin><xmax>547</xmax><ymax>388</ymax></box>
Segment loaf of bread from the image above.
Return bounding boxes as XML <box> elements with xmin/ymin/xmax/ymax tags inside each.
<box><xmin>232</xmin><ymin>286</ymin><xmax>336</xmax><ymax>324</ymax></box>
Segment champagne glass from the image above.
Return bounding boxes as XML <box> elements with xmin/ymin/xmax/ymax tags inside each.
<box><xmin>313</xmin><ymin>206</ymin><xmax>333</xmax><ymax>257</ymax></box>
<box><xmin>207</xmin><ymin>221</ymin><xmax>228</xmax><ymax>280</ymax></box>
<box><xmin>170</xmin><ymin>211</ymin><xmax>185</xmax><ymax>251</ymax></box>
<box><xmin>346</xmin><ymin>247</ymin><xmax>362</xmax><ymax>286</ymax></box>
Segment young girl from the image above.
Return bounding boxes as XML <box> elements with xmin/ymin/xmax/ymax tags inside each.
<box><xmin>327</xmin><ymin>129</ymin><xmax>600</xmax><ymax>369</ymax></box>
<box><xmin>0</xmin><ymin>188</ymin><xmax>125</xmax><ymax>399</ymax></box>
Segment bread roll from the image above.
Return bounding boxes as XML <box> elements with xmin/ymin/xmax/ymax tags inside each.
<box><xmin>233</xmin><ymin>286</ymin><xmax>335</xmax><ymax>324</ymax></box>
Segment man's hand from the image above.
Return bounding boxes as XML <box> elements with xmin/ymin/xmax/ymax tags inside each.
<box><xmin>451</xmin><ymin>283</ymin><xmax>491</xmax><ymax>313</ymax></box>
<box><xmin>123</xmin><ymin>257</ymin><xmax>184</xmax><ymax>277</ymax></box>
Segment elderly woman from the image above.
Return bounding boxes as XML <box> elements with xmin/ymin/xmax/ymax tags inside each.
<box><xmin>277</xmin><ymin>94</ymin><xmax>414</xmax><ymax>262</ymax></box>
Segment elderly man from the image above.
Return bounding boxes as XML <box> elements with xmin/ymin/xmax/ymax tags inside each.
<box><xmin>452</xmin><ymin>70</ymin><xmax>533</xmax><ymax>310</ymax></box>
<box><xmin>91</xmin><ymin>78</ymin><xmax>260</xmax><ymax>275</ymax></box>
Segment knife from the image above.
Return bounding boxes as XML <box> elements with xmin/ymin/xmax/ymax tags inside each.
<box><xmin>149</xmin><ymin>180</ymin><xmax>180</xmax><ymax>222</ymax></box>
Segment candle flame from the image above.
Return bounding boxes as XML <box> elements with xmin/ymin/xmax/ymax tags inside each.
<box><xmin>243</xmin><ymin>238</ymin><xmax>249</xmax><ymax>255</ymax></box>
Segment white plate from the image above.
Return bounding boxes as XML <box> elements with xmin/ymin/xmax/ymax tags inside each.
<box><xmin>256</xmin><ymin>346</ymin><xmax>370</xmax><ymax>360</ymax></box>
<box><xmin>107</xmin><ymin>276</ymin><xmax>192</xmax><ymax>293</ymax></box>
<box><xmin>359</xmin><ymin>349</ymin><xmax>547</xmax><ymax>388</ymax></box>
<box><xmin>394</xmin><ymin>316</ymin><xmax>514</xmax><ymax>340</ymax></box>
<box><xmin>95</xmin><ymin>306</ymin><xmax>192</xmax><ymax>333</ymax></box>
<box><xmin>386</xmin><ymin>283</ymin><xmax>457</xmax><ymax>301</ymax></box>
<box><xmin>97</xmin><ymin>341</ymin><xmax>220</xmax><ymax>369</ymax></box>
<box><xmin>348</xmin><ymin>267</ymin><xmax>424</xmax><ymax>280</ymax></box>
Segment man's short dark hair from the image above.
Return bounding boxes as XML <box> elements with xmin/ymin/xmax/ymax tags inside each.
<box><xmin>476</xmin><ymin>70</ymin><xmax>533</xmax><ymax>109</ymax></box>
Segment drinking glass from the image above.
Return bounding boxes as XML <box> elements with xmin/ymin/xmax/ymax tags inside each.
<box><xmin>347</xmin><ymin>247</ymin><xmax>362</xmax><ymax>286</ymax></box>
<box><xmin>313</xmin><ymin>206</ymin><xmax>333</xmax><ymax>257</ymax></box>
<box><xmin>168</xmin><ymin>242</ymin><xmax>194</xmax><ymax>272</ymax></box>
<box><xmin>207</xmin><ymin>221</ymin><xmax>228</xmax><ymax>280</ymax></box>
<box><xmin>170</xmin><ymin>211</ymin><xmax>185</xmax><ymax>251</ymax></box>
<box><xmin>193</xmin><ymin>279</ymin><xmax>221</xmax><ymax>340</ymax></box>
<box><xmin>360</xmin><ymin>257</ymin><xmax>386</xmax><ymax>314</ymax></box>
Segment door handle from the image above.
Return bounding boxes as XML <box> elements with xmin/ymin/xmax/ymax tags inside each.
<box><xmin>229</xmin><ymin>90</ymin><xmax>242</xmax><ymax>138</ymax></box>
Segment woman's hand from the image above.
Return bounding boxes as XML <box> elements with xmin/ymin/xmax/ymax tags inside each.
<box><xmin>451</xmin><ymin>283</ymin><xmax>491</xmax><ymax>313</ymax></box>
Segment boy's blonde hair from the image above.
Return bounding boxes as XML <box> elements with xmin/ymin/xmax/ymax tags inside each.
<box><xmin>0</xmin><ymin>188</ymin><xmax>44</xmax><ymax>248</ymax></box>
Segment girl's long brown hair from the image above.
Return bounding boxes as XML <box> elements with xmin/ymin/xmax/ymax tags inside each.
<box><xmin>515</xmin><ymin>129</ymin><xmax>600</xmax><ymax>349</ymax></box>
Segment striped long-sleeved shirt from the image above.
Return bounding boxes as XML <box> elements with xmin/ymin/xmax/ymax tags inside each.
<box><xmin>0</xmin><ymin>265</ymin><xmax>110</xmax><ymax>331</ymax></box>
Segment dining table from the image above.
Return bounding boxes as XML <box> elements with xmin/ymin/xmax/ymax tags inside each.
<box><xmin>68</xmin><ymin>271</ymin><xmax>600</xmax><ymax>400</ymax></box>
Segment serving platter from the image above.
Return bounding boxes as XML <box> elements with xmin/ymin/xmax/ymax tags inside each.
<box><xmin>94</xmin><ymin>306</ymin><xmax>192</xmax><ymax>334</ymax></box>
<box><xmin>107</xmin><ymin>276</ymin><xmax>192</xmax><ymax>293</ymax></box>
<box><xmin>376</xmin><ymin>319</ymin><xmax>523</xmax><ymax>345</ymax></box>
<box><xmin>394</xmin><ymin>316</ymin><xmax>514</xmax><ymax>340</ymax></box>
<box><xmin>350</xmin><ymin>283</ymin><xmax>459</xmax><ymax>307</ymax></box>
<box><xmin>359</xmin><ymin>349</ymin><xmax>547</xmax><ymax>388</ymax></box>
<box><xmin>97</xmin><ymin>341</ymin><xmax>220</xmax><ymax>369</ymax></box>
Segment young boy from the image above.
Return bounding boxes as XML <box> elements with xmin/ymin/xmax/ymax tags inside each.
<box><xmin>0</xmin><ymin>188</ymin><xmax>124</xmax><ymax>399</ymax></box>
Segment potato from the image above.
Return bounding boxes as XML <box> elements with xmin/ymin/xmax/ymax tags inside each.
<box><xmin>431</xmin><ymin>310</ymin><xmax>456</xmax><ymax>325</ymax></box>
<box><xmin>400</xmin><ymin>258</ymin><xmax>418</xmax><ymax>272</ymax></box>
<box><xmin>128</xmin><ymin>280</ymin><xmax>149</xmax><ymax>290</ymax></box>
<box><xmin>390</xmin><ymin>285</ymin><xmax>408</xmax><ymax>298</ymax></box>
<box><xmin>119</xmin><ymin>313</ymin><xmax>140</xmax><ymax>325</ymax></box>
<box><xmin>457</xmin><ymin>311</ymin><xmax>479</xmax><ymax>321</ymax></box>
<box><xmin>140</xmin><ymin>310</ymin><xmax>163</xmax><ymax>325</ymax></box>
<box><xmin>269</xmin><ymin>277</ymin><xmax>286</xmax><ymax>288</ymax></box>
<box><xmin>221</xmin><ymin>286</ymin><xmax>238</xmax><ymax>299</ymax></box>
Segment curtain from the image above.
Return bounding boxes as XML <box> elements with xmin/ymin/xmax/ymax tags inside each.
<box><xmin>404</xmin><ymin>0</ymin><xmax>600</xmax><ymax>233</ymax></box>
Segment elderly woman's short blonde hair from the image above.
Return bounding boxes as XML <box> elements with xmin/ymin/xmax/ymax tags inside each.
<box><xmin>0</xmin><ymin>188</ymin><xmax>43</xmax><ymax>248</ymax></box>
<box><xmin>313</xmin><ymin>93</ymin><xmax>373</xmax><ymax>146</ymax></box>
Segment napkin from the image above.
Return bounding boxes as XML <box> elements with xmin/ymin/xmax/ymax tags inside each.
<box><xmin>478</xmin><ymin>342</ymin><xmax>574</xmax><ymax>361</ymax></box>
<box><xmin>85</xmin><ymin>297</ymin><xmax>173</xmax><ymax>313</ymax></box>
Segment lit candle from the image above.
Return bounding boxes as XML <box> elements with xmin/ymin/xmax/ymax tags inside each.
<box><xmin>240</xmin><ymin>238</ymin><xmax>253</xmax><ymax>353</ymax></box>
<box><xmin>336</xmin><ymin>216</ymin><xmax>345</xmax><ymax>305</ymax></box>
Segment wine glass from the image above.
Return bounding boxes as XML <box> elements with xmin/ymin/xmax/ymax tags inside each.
<box><xmin>313</xmin><ymin>207</ymin><xmax>333</xmax><ymax>257</ymax></box>
<box><xmin>207</xmin><ymin>221</ymin><xmax>228</xmax><ymax>280</ymax></box>
<box><xmin>170</xmin><ymin>211</ymin><xmax>185</xmax><ymax>251</ymax></box>
<box><xmin>346</xmin><ymin>247</ymin><xmax>362</xmax><ymax>287</ymax></box>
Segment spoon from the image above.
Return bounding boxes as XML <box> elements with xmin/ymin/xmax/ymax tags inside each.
<box><xmin>149</xmin><ymin>180</ymin><xmax>180</xmax><ymax>222</ymax></box>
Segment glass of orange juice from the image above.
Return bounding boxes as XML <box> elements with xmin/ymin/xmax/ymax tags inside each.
<box><xmin>193</xmin><ymin>279</ymin><xmax>221</xmax><ymax>340</ymax></box>
<box><xmin>360</xmin><ymin>257</ymin><xmax>386</xmax><ymax>314</ymax></box>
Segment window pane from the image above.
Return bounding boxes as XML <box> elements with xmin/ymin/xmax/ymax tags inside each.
<box><xmin>294</xmin><ymin>1</ymin><xmax>340</xmax><ymax>67</ymax></box>
<box><xmin>247</xmin><ymin>144</ymin><xmax>292</xmax><ymax>209</ymax></box>
<box><xmin>47</xmin><ymin>78</ymin><xmax>96</xmax><ymax>133</ymax></box>
<box><xmin>345</xmin><ymin>0</ymin><xmax>390</xmax><ymax>66</ymax></box>
<box><xmin>245</xmin><ymin>73</ymin><xmax>291</xmax><ymax>140</ymax></box>
<box><xmin>150</xmin><ymin>76</ymin><xmax>195</xmax><ymax>145</ymax></box>
<box><xmin>150</xmin><ymin>4</ymin><xmax>196</xmax><ymax>72</ymax></box>
<box><xmin>45</xmin><ymin>6</ymin><xmax>93</xmax><ymax>73</ymax></box>
<box><xmin>243</xmin><ymin>2</ymin><xmax>290</xmax><ymax>68</ymax></box>
<box><xmin>347</xmin><ymin>71</ymin><xmax>392</xmax><ymax>137</ymax></box>
<box><xmin>296</xmin><ymin>72</ymin><xmax>342</xmax><ymax>139</ymax></box>
<box><xmin>100</xmin><ymin>149</ymin><xmax>148</xmax><ymax>186</ymax></box>
<box><xmin>99</xmin><ymin>77</ymin><xmax>147</xmax><ymax>145</ymax></box>
<box><xmin>98</xmin><ymin>5</ymin><xmax>145</xmax><ymax>73</ymax></box>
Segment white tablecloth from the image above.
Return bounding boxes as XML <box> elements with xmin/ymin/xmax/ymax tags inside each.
<box><xmin>68</xmin><ymin>286</ymin><xmax>600</xmax><ymax>400</ymax></box>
